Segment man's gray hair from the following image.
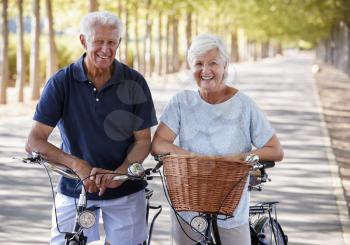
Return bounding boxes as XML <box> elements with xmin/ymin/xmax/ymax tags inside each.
<box><xmin>80</xmin><ymin>11</ymin><xmax>123</xmax><ymax>42</ymax></box>
<box><xmin>187</xmin><ymin>34</ymin><xmax>229</xmax><ymax>68</ymax></box>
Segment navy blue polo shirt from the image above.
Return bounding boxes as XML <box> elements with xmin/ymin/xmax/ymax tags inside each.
<box><xmin>34</xmin><ymin>54</ymin><xmax>157</xmax><ymax>200</ymax></box>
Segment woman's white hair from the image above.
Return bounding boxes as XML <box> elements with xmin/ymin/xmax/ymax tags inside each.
<box><xmin>187</xmin><ymin>34</ymin><xmax>230</xmax><ymax>68</ymax></box>
<box><xmin>80</xmin><ymin>11</ymin><xmax>123</xmax><ymax>43</ymax></box>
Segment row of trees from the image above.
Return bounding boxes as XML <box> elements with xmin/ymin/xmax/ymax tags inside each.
<box><xmin>316</xmin><ymin>21</ymin><xmax>350</xmax><ymax>76</ymax></box>
<box><xmin>0</xmin><ymin>0</ymin><xmax>349</xmax><ymax>104</ymax></box>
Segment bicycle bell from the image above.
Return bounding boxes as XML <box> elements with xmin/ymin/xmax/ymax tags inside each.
<box><xmin>245</xmin><ymin>154</ymin><xmax>259</xmax><ymax>164</ymax></box>
<box><xmin>78</xmin><ymin>210</ymin><xmax>96</xmax><ymax>229</ymax></box>
<box><xmin>128</xmin><ymin>162</ymin><xmax>145</xmax><ymax>177</ymax></box>
<box><xmin>190</xmin><ymin>215</ymin><xmax>208</xmax><ymax>233</ymax></box>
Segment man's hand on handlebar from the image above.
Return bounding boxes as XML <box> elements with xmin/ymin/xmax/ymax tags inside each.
<box><xmin>90</xmin><ymin>167</ymin><xmax>126</xmax><ymax>196</ymax></box>
<box><xmin>73</xmin><ymin>160</ymin><xmax>99</xmax><ymax>193</ymax></box>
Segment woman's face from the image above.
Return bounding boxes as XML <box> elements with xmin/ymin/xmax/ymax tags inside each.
<box><xmin>82</xmin><ymin>24</ymin><xmax>120</xmax><ymax>72</ymax></box>
<box><xmin>191</xmin><ymin>48</ymin><xmax>227</xmax><ymax>92</ymax></box>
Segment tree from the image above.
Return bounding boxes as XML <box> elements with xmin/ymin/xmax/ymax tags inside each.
<box><xmin>0</xmin><ymin>0</ymin><xmax>9</xmax><ymax>104</ymax></box>
<box><xmin>117</xmin><ymin>0</ymin><xmax>123</xmax><ymax>60</ymax></box>
<box><xmin>45</xmin><ymin>0</ymin><xmax>58</xmax><ymax>81</ymax></box>
<box><xmin>143</xmin><ymin>0</ymin><xmax>152</xmax><ymax>76</ymax></box>
<box><xmin>157</xmin><ymin>11</ymin><xmax>163</xmax><ymax>75</ymax></box>
<box><xmin>89</xmin><ymin>0</ymin><xmax>98</xmax><ymax>12</ymax></box>
<box><xmin>152</xmin><ymin>0</ymin><xmax>171</xmax><ymax>75</ymax></box>
<box><xmin>133</xmin><ymin>1</ymin><xmax>140</xmax><ymax>70</ymax></box>
<box><xmin>16</xmin><ymin>0</ymin><xmax>25</xmax><ymax>102</ymax></box>
<box><xmin>124</xmin><ymin>8</ymin><xmax>129</xmax><ymax>65</ymax></box>
<box><xmin>29</xmin><ymin>0</ymin><xmax>41</xmax><ymax>100</ymax></box>
<box><xmin>172</xmin><ymin>16</ymin><xmax>179</xmax><ymax>72</ymax></box>
<box><xmin>165</xmin><ymin>15</ymin><xmax>171</xmax><ymax>73</ymax></box>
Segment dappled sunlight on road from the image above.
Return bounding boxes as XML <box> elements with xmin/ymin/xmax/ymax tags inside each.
<box><xmin>0</xmin><ymin>53</ymin><xmax>347</xmax><ymax>245</ymax></box>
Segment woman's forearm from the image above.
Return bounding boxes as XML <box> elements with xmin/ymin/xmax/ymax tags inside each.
<box><xmin>151</xmin><ymin>139</ymin><xmax>192</xmax><ymax>156</ymax></box>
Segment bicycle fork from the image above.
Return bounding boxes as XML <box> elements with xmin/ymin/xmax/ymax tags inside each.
<box><xmin>199</xmin><ymin>214</ymin><xmax>221</xmax><ymax>245</ymax></box>
<box><xmin>65</xmin><ymin>188</ymin><xmax>88</xmax><ymax>245</ymax></box>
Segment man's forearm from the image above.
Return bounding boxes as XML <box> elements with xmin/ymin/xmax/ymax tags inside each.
<box><xmin>26</xmin><ymin>135</ymin><xmax>82</xmax><ymax>170</ymax></box>
<box><xmin>115</xmin><ymin>139</ymin><xmax>152</xmax><ymax>174</ymax></box>
<box><xmin>124</xmin><ymin>139</ymin><xmax>151</xmax><ymax>164</ymax></box>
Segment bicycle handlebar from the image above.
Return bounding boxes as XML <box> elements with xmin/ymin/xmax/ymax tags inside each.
<box><xmin>252</xmin><ymin>161</ymin><xmax>275</xmax><ymax>170</ymax></box>
<box><xmin>18</xmin><ymin>153</ymin><xmax>79</xmax><ymax>180</ymax></box>
<box><xmin>18</xmin><ymin>152</ymin><xmax>159</xmax><ymax>182</ymax></box>
<box><xmin>153</xmin><ymin>154</ymin><xmax>275</xmax><ymax>171</ymax></box>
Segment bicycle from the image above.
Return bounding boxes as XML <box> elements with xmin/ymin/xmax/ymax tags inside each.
<box><xmin>249</xmin><ymin>161</ymin><xmax>288</xmax><ymax>245</ymax></box>
<box><xmin>16</xmin><ymin>152</ymin><xmax>162</xmax><ymax>245</ymax></box>
<box><xmin>154</xmin><ymin>154</ymin><xmax>288</xmax><ymax>245</ymax></box>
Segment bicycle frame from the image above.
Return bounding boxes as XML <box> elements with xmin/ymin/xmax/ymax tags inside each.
<box><xmin>249</xmin><ymin>202</ymin><xmax>288</xmax><ymax>245</ymax></box>
<box><xmin>155</xmin><ymin>155</ymin><xmax>287</xmax><ymax>245</ymax></box>
<box><xmin>64</xmin><ymin>187</ymin><xmax>89</xmax><ymax>245</ymax></box>
<box><xmin>17</xmin><ymin>152</ymin><xmax>162</xmax><ymax>245</ymax></box>
<box><xmin>205</xmin><ymin>214</ymin><xmax>221</xmax><ymax>245</ymax></box>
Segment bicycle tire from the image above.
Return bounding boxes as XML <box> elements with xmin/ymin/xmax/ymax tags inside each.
<box><xmin>250</xmin><ymin>224</ymin><xmax>260</xmax><ymax>245</ymax></box>
<box><xmin>67</xmin><ymin>241</ymin><xmax>80</xmax><ymax>245</ymax></box>
<box><xmin>254</xmin><ymin>216</ymin><xmax>288</xmax><ymax>245</ymax></box>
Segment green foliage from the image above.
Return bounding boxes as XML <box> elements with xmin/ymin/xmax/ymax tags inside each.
<box><xmin>7</xmin><ymin>34</ymin><xmax>30</xmax><ymax>86</ymax></box>
<box><xmin>55</xmin><ymin>35</ymin><xmax>84</xmax><ymax>68</ymax></box>
<box><xmin>3</xmin><ymin>0</ymin><xmax>348</xmax><ymax>85</ymax></box>
<box><xmin>6</xmin><ymin>33</ymin><xmax>84</xmax><ymax>86</ymax></box>
<box><xmin>195</xmin><ymin>0</ymin><xmax>344</xmax><ymax>44</ymax></box>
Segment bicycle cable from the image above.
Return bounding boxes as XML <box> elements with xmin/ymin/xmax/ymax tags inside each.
<box><xmin>41</xmin><ymin>162</ymin><xmax>75</xmax><ymax>234</ymax></box>
<box><xmin>158</xmin><ymin>161</ymin><xmax>251</xmax><ymax>243</ymax></box>
<box><xmin>216</xmin><ymin>172</ymin><xmax>250</xmax><ymax>221</ymax></box>
<box><xmin>157</xmin><ymin>168</ymin><xmax>210</xmax><ymax>243</ymax></box>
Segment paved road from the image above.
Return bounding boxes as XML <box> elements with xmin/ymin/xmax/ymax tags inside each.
<box><xmin>0</xmin><ymin>52</ymin><xmax>348</xmax><ymax>245</ymax></box>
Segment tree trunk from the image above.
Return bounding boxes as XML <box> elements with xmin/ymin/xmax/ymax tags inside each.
<box><xmin>0</xmin><ymin>0</ymin><xmax>9</xmax><ymax>104</ymax></box>
<box><xmin>186</xmin><ymin>12</ymin><xmax>192</xmax><ymax>69</ymax></box>
<box><xmin>134</xmin><ymin>3</ymin><xmax>140</xmax><ymax>70</ymax></box>
<box><xmin>194</xmin><ymin>13</ymin><xmax>199</xmax><ymax>36</ymax></box>
<box><xmin>124</xmin><ymin>9</ymin><xmax>129</xmax><ymax>65</ymax></box>
<box><xmin>117</xmin><ymin>0</ymin><xmax>122</xmax><ymax>60</ymax></box>
<box><xmin>186</xmin><ymin>12</ymin><xmax>192</xmax><ymax>49</ymax></box>
<box><xmin>253</xmin><ymin>42</ymin><xmax>259</xmax><ymax>61</ymax></box>
<box><xmin>143</xmin><ymin>0</ymin><xmax>151</xmax><ymax>76</ymax></box>
<box><xmin>230</xmin><ymin>31</ymin><xmax>239</xmax><ymax>62</ymax></box>
<box><xmin>45</xmin><ymin>0</ymin><xmax>58</xmax><ymax>81</ymax></box>
<box><xmin>172</xmin><ymin>16</ymin><xmax>179</xmax><ymax>72</ymax></box>
<box><xmin>347</xmin><ymin>22</ymin><xmax>350</xmax><ymax>75</ymax></box>
<box><xmin>166</xmin><ymin>16</ymin><xmax>171</xmax><ymax>73</ymax></box>
<box><xmin>261</xmin><ymin>41</ymin><xmax>269</xmax><ymax>58</ymax></box>
<box><xmin>143</xmin><ymin>14</ymin><xmax>148</xmax><ymax>75</ymax></box>
<box><xmin>89</xmin><ymin>0</ymin><xmax>98</xmax><ymax>12</ymax></box>
<box><xmin>149</xmin><ymin>21</ymin><xmax>153</xmax><ymax>77</ymax></box>
<box><xmin>30</xmin><ymin>0</ymin><xmax>41</xmax><ymax>100</ymax></box>
<box><xmin>157</xmin><ymin>12</ymin><xmax>163</xmax><ymax>75</ymax></box>
<box><xmin>16</xmin><ymin>0</ymin><xmax>25</xmax><ymax>102</ymax></box>
<box><xmin>276</xmin><ymin>43</ymin><xmax>283</xmax><ymax>55</ymax></box>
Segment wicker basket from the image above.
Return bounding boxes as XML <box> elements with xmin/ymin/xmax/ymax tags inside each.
<box><xmin>162</xmin><ymin>155</ymin><xmax>252</xmax><ymax>216</ymax></box>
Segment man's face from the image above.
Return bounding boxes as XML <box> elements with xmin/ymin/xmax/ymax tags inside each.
<box><xmin>83</xmin><ymin>24</ymin><xmax>120</xmax><ymax>71</ymax></box>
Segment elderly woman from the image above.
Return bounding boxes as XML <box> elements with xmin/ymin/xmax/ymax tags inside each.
<box><xmin>151</xmin><ymin>34</ymin><xmax>283</xmax><ymax>245</ymax></box>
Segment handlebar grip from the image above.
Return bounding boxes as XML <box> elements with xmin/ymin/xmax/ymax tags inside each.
<box><xmin>152</xmin><ymin>160</ymin><xmax>163</xmax><ymax>173</ymax></box>
<box><xmin>260</xmin><ymin>161</ymin><xmax>275</xmax><ymax>169</ymax></box>
<box><xmin>152</xmin><ymin>153</ymin><xmax>170</xmax><ymax>173</ymax></box>
<box><xmin>112</xmin><ymin>175</ymin><xmax>130</xmax><ymax>181</ymax></box>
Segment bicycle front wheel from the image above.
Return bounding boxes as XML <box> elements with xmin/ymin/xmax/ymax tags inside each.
<box><xmin>254</xmin><ymin>216</ymin><xmax>288</xmax><ymax>245</ymax></box>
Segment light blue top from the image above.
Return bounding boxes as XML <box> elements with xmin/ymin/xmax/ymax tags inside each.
<box><xmin>159</xmin><ymin>89</ymin><xmax>275</xmax><ymax>228</ymax></box>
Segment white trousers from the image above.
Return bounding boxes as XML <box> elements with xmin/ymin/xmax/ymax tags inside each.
<box><xmin>170</xmin><ymin>210</ymin><xmax>251</xmax><ymax>245</ymax></box>
<box><xmin>50</xmin><ymin>190</ymin><xmax>147</xmax><ymax>245</ymax></box>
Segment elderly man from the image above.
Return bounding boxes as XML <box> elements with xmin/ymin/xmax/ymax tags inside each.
<box><xmin>26</xmin><ymin>11</ymin><xmax>157</xmax><ymax>245</ymax></box>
